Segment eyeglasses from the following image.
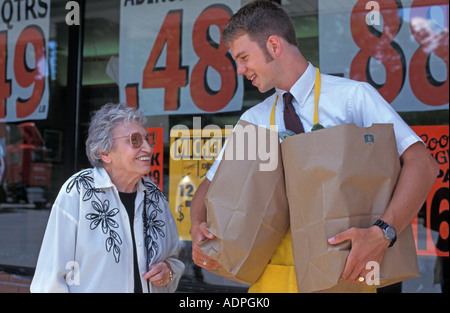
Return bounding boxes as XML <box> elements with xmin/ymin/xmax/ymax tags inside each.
<box><xmin>113</xmin><ymin>131</ymin><xmax>156</xmax><ymax>149</ymax></box>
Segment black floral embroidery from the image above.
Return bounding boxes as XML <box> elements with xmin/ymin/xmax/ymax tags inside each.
<box><xmin>66</xmin><ymin>171</ymin><xmax>168</xmax><ymax>266</ymax></box>
<box><xmin>66</xmin><ymin>169</ymin><xmax>105</xmax><ymax>201</ymax></box>
<box><xmin>86</xmin><ymin>199</ymin><xmax>119</xmax><ymax>233</ymax></box>
<box><xmin>142</xmin><ymin>180</ymin><xmax>165</xmax><ymax>213</ymax></box>
<box><xmin>86</xmin><ymin>199</ymin><xmax>122</xmax><ymax>263</ymax></box>
<box><xmin>66</xmin><ymin>169</ymin><xmax>122</xmax><ymax>263</ymax></box>
<box><xmin>142</xmin><ymin>179</ymin><xmax>166</xmax><ymax>268</ymax></box>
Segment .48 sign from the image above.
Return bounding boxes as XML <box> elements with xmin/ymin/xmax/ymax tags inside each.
<box><xmin>120</xmin><ymin>1</ymin><xmax>243</xmax><ymax>115</ymax></box>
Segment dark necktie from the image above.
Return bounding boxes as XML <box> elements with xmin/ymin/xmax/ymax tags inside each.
<box><xmin>283</xmin><ymin>92</ymin><xmax>304</xmax><ymax>134</ymax></box>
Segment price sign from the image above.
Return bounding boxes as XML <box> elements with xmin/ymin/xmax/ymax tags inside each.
<box><xmin>319</xmin><ymin>0</ymin><xmax>449</xmax><ymax>112</ymax></box>
<box><xmin>145</xmin><ymin>127</ymin><xmax>164</xmax><ymax>191</ymax></box>
<box><xmin>119</xmin><ymin>0</ymin><xmax>243</xmax><ymax>116</ymax></box>
<box><xmin>168</xmin><ymin>127</ymin><xmax>231</xmax><ymax>240</ymax></box>
<box><xmin>0</xmin><ymin>0</ymin><xmax>50</xmax><ymax>122</ymax></box>
<box><xmin>412</xmin><ymin>126</ymin><xmax>449</xmax><ymax>257</ymax></box>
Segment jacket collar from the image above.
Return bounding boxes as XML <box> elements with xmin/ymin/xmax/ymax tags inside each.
<box><xmin>93</xmin><ymin>167</ymin><xmax>148</xmax><ymax>194</ymax></box>
<box><xmin>92</xmin><ymin>167</ymin><xmax>149</xmax><ymax>207</ymax></box>
<box><xmin>93</xmin><ymin>167</ymin><xmax>115</xmax><ymax>189</ymax></box>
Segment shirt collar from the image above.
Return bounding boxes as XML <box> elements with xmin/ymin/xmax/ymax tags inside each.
<box><xmin>275</xmin><ymin>62</ymin><xmax>316</xmax><ymax>107</ymax></box>
<box><xmin>93</xmin><ymin>167</ymin><xmax>115</xmax><ymax>189</ymax></box>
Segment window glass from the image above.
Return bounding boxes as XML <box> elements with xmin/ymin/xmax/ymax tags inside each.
<box><xmin>0</xmin><ymin>0</ymin><xmax>447</xmax><ymax>293</ymax></box>
<box><xmin>0</xmin><ymin>0</ymin><xmax>70</xmax><ymax>269</ymax></box>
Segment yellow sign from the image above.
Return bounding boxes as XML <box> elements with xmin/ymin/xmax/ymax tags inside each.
<box><xmin>169</xmin><ymin>127</ymin><xmax>231</xmax><ymax>241</ymax></box>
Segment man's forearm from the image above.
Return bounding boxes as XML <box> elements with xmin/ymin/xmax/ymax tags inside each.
<box><xmin>190</xmin><ymin>178</ymin><xmax>211</xmax><ymax>237</ymax></box>
<box><xmin>382</xmin><ymin>142</ymin><xmax>439</xmax><ymax>234</ymax></box>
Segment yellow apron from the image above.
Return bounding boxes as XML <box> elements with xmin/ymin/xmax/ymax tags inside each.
<box><xmin>248</xmin><ymin>230</ymin><xmax>298</xmax><ymax>293</ymax></box>
<box><xmin>249</xmin><ymin>68</ymin><xmax>321</xmax><ymax>293</ymax></box>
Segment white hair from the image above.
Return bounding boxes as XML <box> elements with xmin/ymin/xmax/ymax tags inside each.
<box><xmin>85</xmin><ymin>103</ymin><xmax>147</xmax><ymax>168</ymax></box>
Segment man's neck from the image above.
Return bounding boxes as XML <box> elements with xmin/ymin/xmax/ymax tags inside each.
<box><xmin>276</xmin><ymin>51</ymin><xmax>309</xmax><ymax>91</ymax></box>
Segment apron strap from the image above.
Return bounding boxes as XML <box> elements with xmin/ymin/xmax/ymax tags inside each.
<box><xmin>270</xmin><ymin>67</ymin><xmax>321</xmax><ymax>131</ymax></box>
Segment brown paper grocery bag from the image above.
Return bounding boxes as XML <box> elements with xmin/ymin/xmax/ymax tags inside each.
<box><xmin>199</xmin><ymin>120</ymin><xmax>290</xmax><ymax>284</ymax></box>
<box><xmin>281</xmin><ymin>123</ymin><xmax>419</xmax><ymax>293</ymax></box>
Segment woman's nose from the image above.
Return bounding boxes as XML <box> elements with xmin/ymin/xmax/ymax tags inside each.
<box><xmin>141</xmin><ymin>139</ymin><xmax>153</xmax><ymax>153</ymax></box>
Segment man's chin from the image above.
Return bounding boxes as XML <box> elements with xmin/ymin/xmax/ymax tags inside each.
<box><xmin>258</xmin><ymin>87</ymin><xmax>272</xmax><ymax>93</ymax></box>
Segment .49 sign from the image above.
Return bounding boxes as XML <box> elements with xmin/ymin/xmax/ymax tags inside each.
<box><xmin>0</xmin><ymin>25</ymin><xmax>48</xmax><ymax>121</ymax></box>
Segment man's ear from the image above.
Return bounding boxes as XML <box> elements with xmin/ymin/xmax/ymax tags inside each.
<box><xmin>266</xmin><ymin>35</ymin><xmax>282</xmax><ymax>57</ymax></box>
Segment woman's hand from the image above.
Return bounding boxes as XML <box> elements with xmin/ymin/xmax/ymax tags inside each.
<box><xmin>143</xmin><ymin>261</ymin><xmax>173</xmax><ymax>286</ymax></box>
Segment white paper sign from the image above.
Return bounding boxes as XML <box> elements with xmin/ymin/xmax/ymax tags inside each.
<box><xmin>0</xmin><ymin>0</ymin><xmax>50</xmax><ymax>122</ymax></box>
<box><xmin>119</xmin><ymin>0</ymin><xmax>243</xmax><ymax>115</ymax></box>
<box><xmin>319</xmin><ymin>0</ymin><xmax>449</xmax><ymax>112</ymax></box>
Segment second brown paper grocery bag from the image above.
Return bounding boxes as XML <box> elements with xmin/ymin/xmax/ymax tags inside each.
<box><xmin>199</xmin><ymin>120</ymin><xmax>290</xmax><ymax>284</ymax></box>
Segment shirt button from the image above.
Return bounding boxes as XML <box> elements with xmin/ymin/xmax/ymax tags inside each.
<box><xmin>134</xmin><ymin>217</ymin><xmax>139</xmax><ymax>223</ymax></box>
<box><xmin>137</xmin><ymin>242</ymin><xmax>142</xmax><ymax>247</ymax></box>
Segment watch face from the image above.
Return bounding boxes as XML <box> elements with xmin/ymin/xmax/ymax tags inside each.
<box><xmin>385</xmin><ymin>226</ymin><xmax>396</xmax><ymax>240</ymax></box>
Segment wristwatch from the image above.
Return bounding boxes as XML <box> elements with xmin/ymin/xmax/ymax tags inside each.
<box><xmin>373</xmin><ymin>219</ymin><xmax>397</xmax><ymax>248</ymax></box>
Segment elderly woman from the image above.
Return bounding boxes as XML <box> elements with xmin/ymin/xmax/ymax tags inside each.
<box><xmin>31</xmin><ymin>103</ymin><xmax>184</xmax><ymax>293</ymax></box>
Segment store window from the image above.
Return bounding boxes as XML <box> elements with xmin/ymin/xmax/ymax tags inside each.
<box><xmin>1</xmin><ymin>0</ymin><xmax>72</xmax><ymax>271</ymax></box>
<box><xmin>0</xmin><ymin>0</ymin><xmax>448</xmax><ymax>293</ymax></box>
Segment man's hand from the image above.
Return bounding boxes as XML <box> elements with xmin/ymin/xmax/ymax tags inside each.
<box><xmin>191</xmin><ymin>222</ymin><xmax>221</xmax><ymax>270</ymax></box>
<box><xmin>328</xmin><ymin>225</ymin><xmax>390</xmax><ymax>283</ymax></box>
<box><xmin>328</xmin><ymin>142</ymin><xmax>438</xmax><ymax>284</ymax></box>
<box><xmin>190</xmin><ymin>178</ymin><xmax>221</xmax><ymax>270</ymax></box>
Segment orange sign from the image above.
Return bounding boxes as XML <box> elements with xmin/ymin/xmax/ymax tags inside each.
<box><xmin>146</xmin><ymin>127</ymin><xmax>164</xmax><ymax>191</ymax></box>
<box><xmin>412</xmin><ymin>125</ymin><xmax>449</xmax><ymax>257</ymax></box>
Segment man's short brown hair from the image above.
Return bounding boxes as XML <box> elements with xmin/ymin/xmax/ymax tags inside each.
<box><xmin>223</xmin><ymin>0</ymin><xmax>298</xmax><ymax>49</ymax></box>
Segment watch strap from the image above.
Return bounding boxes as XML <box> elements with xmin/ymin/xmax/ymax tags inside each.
<box><xmin>374</xmin><ymin>219</ymin><xmax>388</xmax><ymax>229</ymax></box>
<box><xmin>373</xmin><ymin>219</ymin><xmax>396</xmax><ymax>247</ymax></box>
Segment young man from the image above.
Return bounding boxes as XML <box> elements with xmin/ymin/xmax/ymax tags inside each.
<box><xmin>190</xmin><ymin>0</ymin><xmax>438</xmax><ymax>292</ymax></box>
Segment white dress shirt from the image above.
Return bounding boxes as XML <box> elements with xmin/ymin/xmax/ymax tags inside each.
<box><xmin>206</xmin><ymin>63</ymin><xmax>422</xmax><ymax>181</ymax></box>
<box><xmin>31</xmin><ymin>167</ymin><xmax>184</xmax><ymax>293</ymax></box>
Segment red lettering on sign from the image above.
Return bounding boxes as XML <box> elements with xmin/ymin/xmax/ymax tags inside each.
<box><xmin>350</xmin><ymin>0</ymin><xmax>449</xmax><ymax>108</ymax></box>
<box><xmin>146</xmin><ymin>127</ymin><xmax>164</xmax><ymax>191</ymax></box>
<box><xmin>142</xmin><ymin>10</ymin><xmax>188</xmax><ymax>111</ymax></box>
<box><xmin>409</xmin><ymin>0</ymin><xmax>449</xmax><ymax>106</ymax></box>
<box><xmin>350</xmin><ymin>0</ymin><xmax>405</xmax><ymax>103</ymax></box>
<box><xmin>412</xmin><ymin>126</ymin><xmax>449</xmax><ymax>257</ymax></box>
<box><xmin>190</xmin><ymin>6</ymin><xmax>237</xmax><ymax>112</ymax></box>
<box><xmin>0</xmin><ymin>31</ymin><xmax>11</xmax><ymax>118</ymax></box>
<box><xmin>14</xmin><ymin>26</ymin><xmax>46</xmax><ymax>119</ymax></box>
<box><xmin>129</xmin><ymin>5</ymin><xmax>239</xmax><ymax>113</ymax></box>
